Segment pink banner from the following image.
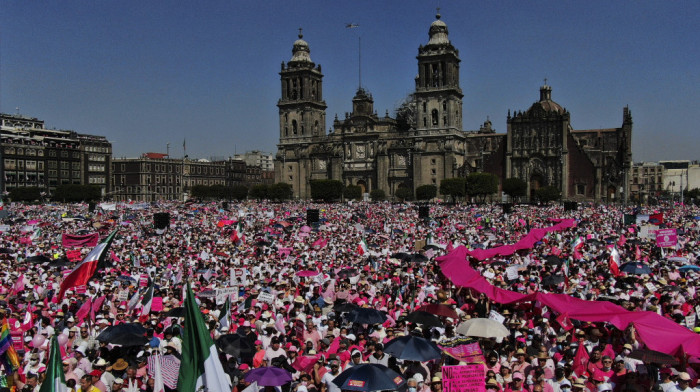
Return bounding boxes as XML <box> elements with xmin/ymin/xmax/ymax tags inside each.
<box><xmin>62</xmin><ymin>233</ymin><xmax>99</xmax><ymax>248</ymax></box>
<box><xmin>438</xmin><ymin>223</ymin><xmax>700</xmax><ymax>358</ymax></box>
<box><xmin>656</xmin><ymin>229</ymin><xmax>678</xmax><ymax>248</ymax></box>
<box><xmin>151</xmin><ymin>297</ymin><xmax>163</xmax><ymax>312</ymax></box>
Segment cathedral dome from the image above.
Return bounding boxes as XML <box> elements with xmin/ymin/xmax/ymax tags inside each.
<box><xmin>427</xmin><ymin>13</ymin><xmax>450</xmax><ymax>46</ymax></box>
<box><xmin>527</xmin><ymin>85</ymin><xmax>564</xmax><ymax>114</ymax></box>
<box><xmin>291</xmin><ymin>33</ymin><xmax>312</xmax><ymax>63</ymax></box>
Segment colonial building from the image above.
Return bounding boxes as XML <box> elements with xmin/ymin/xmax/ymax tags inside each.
<box><xmin>273</xmin><ymin>13</ymin><xmax>633</xmax><ymax>202</ymax></box>
<box><xmin>111</xmin><ymin>154</ymin><xmax>254</xmax><ymax>201</ymax></box>
<box><xmin>0</xmin><ymin>113</ymin><xmax>112</xmax><ymax>196</ymax></box>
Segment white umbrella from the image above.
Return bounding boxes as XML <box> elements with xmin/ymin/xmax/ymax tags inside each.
<box><xmin>456</xmin><ymin>318</ymin><xmax>510</xmax><ymax>338</ymax></box>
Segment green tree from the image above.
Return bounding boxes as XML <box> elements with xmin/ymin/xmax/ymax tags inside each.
<box><xmin>466</xmin><ymin>172</ymin><xmax>499</xmax><ymax>202</ymax></box>
<box><xmin>415</xmin><ymin>185</ymin><xmax>437</xmax><ymax>201</ymax></box>
<box><xmin>440</xmin><ymin>178</ymin><xmax>466</xmax><ymax>201</ymax></box>
<box><xmin>394</xmin><ymin>187</ymin><xmax>413</xmax><ymax>201</ymax></box>
<box><xmin>9</xmin><ymin>187</ymin><xmax>42</xmax><ymax>202</ymax></box>
<box><xmin>268</xmin><ymin>183</ymin><xmax>293</xmax><ymax>201</ymax></box>
<box><xmin>230</xmin><ymin>185</ymin><xmax>249</xmax><ymax>201</ymax></box>
<box><xmin>502</xmin><ymin>178</ymin><xmax>527</xmax><ymax>201</ymax></box>
<box><xmin>370</xmin><ymin>189</ymin><xmax>386</xmax><ymax>201</ymax></box>
<box><xmin>535</xmin><ymin>185</ymin><xmax>561</xmax><ymax>203</ymax></box>
<box><xmin>344</xmin><ymin>185</ymin><xmax>362</xmax><ymax>201</ymax></box>
<box><xmin>190</xmin><ymin>185</ymin><xmax>210</xmax><ymax>199</ymax></box>
<box><xmin>310</xmin><ymin>179</ymin><xmax>344</xmax><ymax>202</ymax></box>
<box><xmin>53</xmin><ymin>185</ymin><xmax>102</xmax><ymax>202</ymax></box>
<box><xmin>249</xmin><ymin>184</ymin><xmax>269</xmax><ymax>200</ymax></box>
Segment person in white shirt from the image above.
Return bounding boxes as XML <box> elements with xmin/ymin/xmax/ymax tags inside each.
<box><xmin>672</xmin><ymin>373</ymin><xmax>697</xmax><ymax>392</ymax></box>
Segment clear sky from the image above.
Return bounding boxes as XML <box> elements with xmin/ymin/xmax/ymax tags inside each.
<box><xmin>1</xmin><ymin>1</ymin><xmax>698</xmax><ymax>162</ymax></box>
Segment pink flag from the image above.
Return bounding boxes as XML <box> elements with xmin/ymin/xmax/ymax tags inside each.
<box><xmin>76</xmin><ymin>298</ymin><xmax>93</xmax><ymax>324</ymax></box>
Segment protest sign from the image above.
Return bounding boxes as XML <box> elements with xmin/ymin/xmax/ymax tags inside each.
<box><xmin>443</xmin><ymin>364</ymin><xmax>485</xmax><ymax>392</ymax></box>
<box><xmin>118</xmin><ymin>290</ymin><xmax>129</xmax><ymax>301</ymax></box>
<box><xmin>151</xmin><ymin>297</ymin><xmax>163</xmax><ymax>312</ymax></box>
<box><xmin>438</xmin><ymin>337</ymin><xmax>485</xmax><ymax>364</ymax></box>
<box><xmin>257</xmin><ymin>291</ymin><xmax>275</xmax><ymax>304</ymax></box>
<box><xmin>506</xmin><ymin>266</ymin><xmax>519</xmax><ymax>280</ymax></box>
<box><xmin>656</xmin><ymin>229</ymin><xmax>678</xmax><ymax>248</ymax></box>
<box><xmin>686</xmin><ymin>314</ymin><xmax>696</xmax><ymax>329</ymax></box>
<box><xmin>231</xmin><ymin>268</ymin><xmax>247</xmax><ymax>286</ymax></box>
<box><xmin>217</xmin><ymin>287</ymin><xmax>239</xmax><ymax>302</ymax></box>
<box><xmin>488</xmin><ymin>310</ymin><xmax>505</xmax><ymax>324</ymax></box>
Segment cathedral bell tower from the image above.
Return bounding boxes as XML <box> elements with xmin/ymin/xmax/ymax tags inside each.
<box><xmin>414</xmin><ymin>12</ymin><xmax>463</xmax><ymax>133</ymax></box>
<box><xmin>278</xmin><ymin>31</ymin><xmax>327</xmax><ymax>144</ymax></box>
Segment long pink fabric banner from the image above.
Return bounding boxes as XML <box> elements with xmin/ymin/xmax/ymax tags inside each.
<box><xmin>437</xmin><ymin>222</ymin><xmax>700</xmax><ymax>357</ymax></box>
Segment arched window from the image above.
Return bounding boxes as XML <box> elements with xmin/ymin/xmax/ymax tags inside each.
<box><xmin>423</xmin><ymin>117</ymin><xmax>427</xmax><ymax>127</ymax></box>
<box><xmin>292</xmin><ymin>120</ymin><xmax>298</xmax><ymax>135</ymax></box>
<box><xmin>431</xmin><ymin>109</ymin><xmax>438</xmax><ymax>126</ymax></box>
<box><xmin>314</xmin><ymin>121</ymin><xmax>319</xmax><ymax>135</ymax></box>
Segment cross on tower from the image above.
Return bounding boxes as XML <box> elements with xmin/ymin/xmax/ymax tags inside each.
<box><xmin>298</xmin><ymin>27</ymin><xmax>303</xmax><ymax>38</ymax></box>
<box><xmin>544</xmin><ymin>78</ymin><xmax>548</xmax><ymax>86</ymax></box>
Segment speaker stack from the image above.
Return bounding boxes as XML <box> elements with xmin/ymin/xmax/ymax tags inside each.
<box><xmin>153</xmin><ymin>212</ymin><xmax>171</xmax><ymax>229</ymax></box>
<box><xmin>306</xmin><ymin>209</ymin><xmax>320</xmax><ymax>225</ymax></box>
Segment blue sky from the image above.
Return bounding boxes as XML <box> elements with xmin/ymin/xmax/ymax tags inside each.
<box><xmin>1</xmin><ymin>1</ymin><xmax>698</xmax><ymax>162</ymax></box>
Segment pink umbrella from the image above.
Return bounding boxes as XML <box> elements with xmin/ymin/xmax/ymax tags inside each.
<box><xmin>300</xmin><ymin>225</ymin><xmax>312</xmax><ymax>233</ymax></box>
<box><xmin>297</xmin><ymin>270</ymin><xmax>320</xmax><ymax>277</ymax></box>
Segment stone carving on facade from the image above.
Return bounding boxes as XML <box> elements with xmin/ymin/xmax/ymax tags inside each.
<box><xmin>356</xmin><ymin>144</ymin><xmax>366</xmax><ymax>159</ymax></box>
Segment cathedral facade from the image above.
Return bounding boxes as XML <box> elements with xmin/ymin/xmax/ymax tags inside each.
<box><xmin>275</xmin><ymin>15</ymin><xmax>632</xmax><ymax>202</ymax></box>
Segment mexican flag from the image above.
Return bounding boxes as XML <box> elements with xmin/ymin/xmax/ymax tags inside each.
<box><xmin>30</xmin><ymin>227</ymin><xmax>42</xmax><ymax>241</ymax></box>
<box><xmin>218</xmin><ymin>296</ymin><xmax>231</xmax><ymax>332</ymax></box>
<box><xmin>177</xmin><ymin>283</ymin><xmax>230</xmax><ymax>392</ymax></box>
<box><xmin>38</xmin><ymin>336</ymin><xmax>67</xmax><ymax>392</ymax></box>
<box><xmin>141</xmin><ymin>284</ymin><xmax>154</xmax><ymax>316</ymax></box>
<box><xmin>357</xmin><ymin>238</ymin><xmax>369</xmax><ymax>256</ymax></box>
<box><xmin>572</xmin><ymin>236</ymin><xmax>584</xmax><ymax>251</ymax></box>
<box><xmin>57</xmin><ymin>230</ymin><xmax>118</xmax><ymax>300</ymax></box>
<box><xmin>231</xmin><ymin>222</ymin><xmax>245</xmax><ymax>244</ymax></box>
<box><xmin>609</xmin><ymin>247</ymin><xmax>621</xmax><ymax>277</ymax></box>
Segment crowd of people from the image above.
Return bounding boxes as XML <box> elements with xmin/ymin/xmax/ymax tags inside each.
<box><xmin>0</xmin><ymin>199</ymin><xmax>698</xmax><ymax>392</ymax></box>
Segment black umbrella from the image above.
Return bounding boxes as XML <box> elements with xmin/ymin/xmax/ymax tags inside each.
<box><xmin>0</xmin><ymin>248</ymin><xmax>13</xmax><ymax>254</ymax></box>
<box><xmin>542</xmin><ymin>275</ymin><xmax>565</xmax><ymax>286</ymax></box>
<box><xmin>45</xmin><ymin>258</ymin><xmax>72</xmax><ymax>268</ymax></box>
<box><xmin>390</xmin><ymin>252</ymin><xmax>411</xmax><ymax>261</ymax></box>
<box><xmin>165</xmin><ymin>307</ymin><xmax>185</xmax><ymax>317</ymax></box>
<box><xmin>628</xmin><ymin>348</ymin><xmax>679</xmax><ymax>365</ymax></box>
<box><xmin>332</xmin><ymin>364</ymin><xmax>406</xmax><ymax>392</ymax></box>
<box><xmin>383</xmin><ymin>335</ymin><xmax>442</xmax><ymax>361</ymax></box>
<box><xmin>490</xmin><ymin>261</ymin><xmax>508</xmax><ymax>267</ymax></box>
<box><xmin>408</xmin><ymin>253</ymin><xmax>429</xmax><ymax>263</ymax></box>
<box><xmin>26</xmin><ymin>255</ymin><xmax>52</xmax><ymax>264</ymax></box>
<box><xmin>405</xmin><ymin>311</ymin><xmax>444</xmax><ymax>328</ymax></box>
<box><xmin>545</xmin><ymin>255</ymin><xmax>563</xmax><ymax>266</ymax></box>
<box><xmin>333</xmin><ymin>302</ymin><xmax>359</xmax><ymax>313</ymax></box>
<box><xmin>620</xmin><ymin>262</ymin><xmax>652</xmax><ymax>275</ymax></box>
<box><xmin>346</xmin><ymin>308</ymin><xmax>387</xmax><ymax>325</ymax></box>
<box><xmin>97</xmin><ymin>323</ymin><xmax>148</xmax><ymax>346</ymax></box>
<box><xmin>423</xmin><ymin>244</ymin><xmax>441</xmax><ymax>251</ymax></box>
<box><xmin>337</xmin><ymin>268</ymin><xmax>359</xmax><ymax>279</ymax></box>
<box><xmin>216</xmin><ymin>334</ymin><xmax>256</xmax><ymax>358</ymax></box>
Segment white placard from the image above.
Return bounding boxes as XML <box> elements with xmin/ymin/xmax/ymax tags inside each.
<box><xmin>506</xmin><ymin>266</ymin><xmax>520</xmax><ymax>280</ymax></box>
<box><xmin>118</xmin><ymin>290</ymin><xmax>129</xmax><ymax>301</ymax></box>
<box><xmin>645</xmin><ymin>282</ymin><xmax>657</xmax><ymax>292</ymax></box>
<box><xmin>231</xmin><ymin>268</ymin><xmax>247</xmax><ymax>286</ymax></box>
<box><xmin>257</xmin><ymin>292</ymin><xmax>275</xmax><ymax>304</ymax></box>
<box><xmin>685</xmin><ymin>314</ymin><xmax>696</xmax><ymax>329</ymax></box>
<box><xmin>489</xmin><ymin>310</ymin><xmax>505</xmax><ymax>324</ymax></box>
<box><xmin>483</xmin><ymin>270</ymin><xmax>495</xmax><ymax>279</ymax></box>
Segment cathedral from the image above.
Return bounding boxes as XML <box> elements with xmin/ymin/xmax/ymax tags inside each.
<box><xmin>274</xmin><ymin>14</ymin><xmax>632</xmax><ymax>202</ymax></box>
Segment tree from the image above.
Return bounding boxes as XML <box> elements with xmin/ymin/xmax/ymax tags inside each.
<box><xmin>466</xmin><ymin>172</ymin><xmax>499</xmax><ymax>202</ymax></box>
<box><xmin>685</xmin><ymin>188</ymin><xmax>700</xmax><ymax>205</ymax></box>
<box><xmin>9</xmin><ymin>187</ymin><xmax>41</xmax><ymax>202</ymax></box>
<box><xmin>268</xmin><ymin>183</ymin><xmax>293</xmax><ymax>201</ymax></box>
<box><xmin>370</xmin><ymin>189</ymin><xmax>386</xmax><ymax>201</ymax></box>
<box><xmin>344</xmin><ymin>185</ymin><xmax>362</xmax><ymax>201</ymax></box>
<box><xmin>502</xmin><ymin>178</ymin><xmax>527</xmax><ymax>201</ymax></box>
<box><xmin>535</xmin><ymin>186</ymin><xmax>561</xmax><ymax>203</ymax></box>
<box><xmin>310</xmin><ymin>179</ymin><xmax>344</xmax><ymax>202</ymax></box>
<box><xmin>416</xmin><ymin>185</ymin><xmax>437</xmax><ymax>201</ymax></box>
<box><xmin>394</xmin><ymin>187</ymin><xmax>413</xmax><ymax>201</ymax></box>
<box><xmin>440</xmin><ymin>178</ymin><xmax>466</xmax><ymax>201</ymax></box>
<box><xmin>53</xmin><ymin>185</ymin><xmax>101</xmax><ymax>202</ymax></box>
<box><xmin>230</xmin><ymin>185</ymin><xmax>249</xmax><ymax>201</ymax></box>
<box><xmin>249</xmin><ymin>184</ymin><xmax>269</xmax><ymax>200</ymax></box>
<box><xmin>190</xmin><ymin>185</ymin><xmax>210</xmax><ymax>199</ymax></box>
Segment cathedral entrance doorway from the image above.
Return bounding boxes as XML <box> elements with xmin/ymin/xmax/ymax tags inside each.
<box><xmin>356</xmin><ymin>180</ymin><xmax>367</xmax><ymax>194</ymax></box>
<box><xmin>530</xmin><ymin>174</ymin><xmax>544</xmax><ymax>201</ymax></box>
<box><xmin>607</xmin><ymin>186</ymin><xmax>617</xmax><ymax>202</ymax></box>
